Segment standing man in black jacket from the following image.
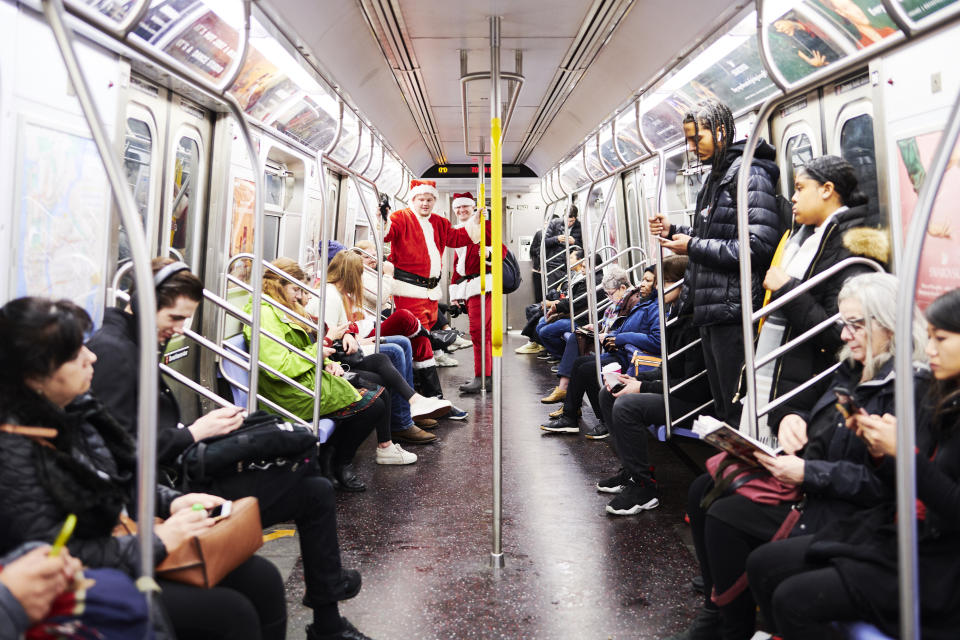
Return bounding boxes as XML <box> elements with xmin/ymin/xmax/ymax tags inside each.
<box><xmin>650</xmin><ymin>100</ymin><xmax>782</xmax><ymax>425</ymax></box>
<box><xmin>543</xmin><ymin>207</ymin><xmax>582</xmax><ymax>288</ymax></box>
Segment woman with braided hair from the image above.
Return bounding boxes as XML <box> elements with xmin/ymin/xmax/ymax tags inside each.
<box><xmin>650</xmin><ymin>99</ymin><xmax>784</xmax><ymax>426</ymax></box>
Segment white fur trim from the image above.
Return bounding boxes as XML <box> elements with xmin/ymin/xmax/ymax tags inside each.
<box><xmin>463</xmin><ymin>274</ymin><xmax>493</xmax><ymax>300</ymax></box>
<box><xmin>417</xmin><ymin>215</ymin><xmax>442</xmax><ymax>278</ymax></box>
<box><xmin>409</xmin><ymin>183</ymin><xmax>438</xmax><ymax>200</ymax></box>
<box><xmin>391</xmin><ymin>277</ymin><xmax>442</xmax><ymax>301</ymax></box>
<box><xmin>412</xmin><ymin>357</ymin><xmax>437</xmax><ymax>369</ymax></box>
<box><xmin>452</xmin><ymin>197</ymin><xmax>475</xmax><ymax>210</ymax></box>
<box><xmin>449</xmin><ymin>280</ymin><xmax>466</xmax><ymax>301</ymax></box>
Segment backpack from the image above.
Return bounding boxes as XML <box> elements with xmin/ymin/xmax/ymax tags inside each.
<box><xmin>501</xmin><ymin>248</ymin><xmax>523</xmax><ymax>294</ymax></box>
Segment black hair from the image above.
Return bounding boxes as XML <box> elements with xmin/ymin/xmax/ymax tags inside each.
<box><xmin>798</xmin><ymin>155</ymin><xmax>869</xmax><ymax>208</ymax></box>
<box><xmin>0</xmin><ymin>297</ymin><xmax>91</xmax><ymax>388</ymax></box>
<box><xmin>569</xmin><ymin>247</ymin><xmax>584</xmax><ymax>260</ymax></box>
<box><xmin>683</xmin><ymin>100</ymin><xmax>736</xmax><ymax>176</ymax></box>
<box><xmin>128</xmin><ymin>257</ymin><xmax>203</xmax><ymax>310</ymax></box>
<box><xmin>567</xmin><ymin>205</ymin><xmax>578</xmax><ymax>219</ymax></box>
<box><xmin>926</xmin><ymin>289</ymin><xmax>960</xmax><ymax>429</ymax></box>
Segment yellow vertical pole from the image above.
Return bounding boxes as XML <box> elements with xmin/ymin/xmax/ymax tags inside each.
<box><xmin>490</xmin><ymin>119</ymin><xmax>503</xmax><ymax>357</ymax></box>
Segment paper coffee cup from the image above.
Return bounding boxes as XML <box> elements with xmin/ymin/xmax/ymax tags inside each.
<box><xmin>602</xmin><ymin>362</ymin><xmax>621</xmax><ymax>387</ymax></box>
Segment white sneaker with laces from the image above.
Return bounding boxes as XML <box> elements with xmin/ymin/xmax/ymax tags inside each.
<box><xmin>409</xmin><ymin>395</ymin><xmax>452</xmax><ymax>419</ymax></box>
<box><xmin>434</xmin><ymin>351</ymin><xmax>459</xmax><ymax>367</ymax></box>
<box><xmin>451</xmin><ymin>335</ymin><xmax>473</xmax><ymax>350</ymax></box>
<box><xmin>514</xmin><ymin>341</ymin><xmax>544</xmax><ymax>354</ymax></box>
<box><xmin>376</xmin><ymin>443</ymin><xmax>417</xmax><ymax>465</ymax></box>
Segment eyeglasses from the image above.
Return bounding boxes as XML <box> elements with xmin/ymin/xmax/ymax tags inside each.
<box><xmin>604</xmin><ymin>289</ymin><xmax>619</xmax><ymax>298</ymax></box>
<box><xmin>835</xmin><ymin>316</ymin><xmax>867</xmax><ymax>333</ymax></box>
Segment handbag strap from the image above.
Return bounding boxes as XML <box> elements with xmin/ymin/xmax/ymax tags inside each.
<box><xmin>700</xmin><ymin>457</ymin><xmax>761</xmax><ymax>510</ymax></box>
<box><xmin>0</xmin><ymin>423</ymin><xmax>58</xmax><ymax>449</ymax></box>
<box><xmin>711</xmin><ymin>504</ymin><xmax>804</xmax><ymax>607</ymax></box>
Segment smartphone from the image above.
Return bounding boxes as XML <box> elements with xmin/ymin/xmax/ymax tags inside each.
<box><xmin>834</xmin><ymin>386</ymin><xmax>859</xmax><ymax>419</ymax></box>
<box><xmin>207</xmin><ymin>501</ymin><xmax>233</xmax><ymax>520</ymax></box>
<box><xmin>610</xmin><ymin>382</ymin><xmax>626</xmax><ymax>394</ymax></box>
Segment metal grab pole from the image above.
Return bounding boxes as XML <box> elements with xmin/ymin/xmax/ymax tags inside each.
<box><xmin>539</xmin><ymin>207</ymin><xmax>549</xmax><ymax>306</ymax></box>
<box><xmin>489</xmin><ymin>15</ymin><xmax>505</xmax><ymax>570</ymax></box>
<box><xmin>586</xmin><ymin>181</ymin><xmax>616</xmax><ymax>386</ymax></box>
<box><xmin>478</xmin><ymin>141</ymin><xmax>487</xmax><ymax>395</ymax></box>
<box><xmin>42</xmin><ymin>0</ymin><xmax>161</xmax><ymax>602</ymax></box>
<box><xmin>894</xmin><ymin>87</ymin><xmax>960</xmax><ymax>640</ymax></box>
<box><xmin>350</xmin><ymin>177</ymin><xmax>383</xmax><ymax>352</ymax></box>
<box><xmin>311</xmin><ymin>153</ymin><xmax>331</xmax><ymax>432</ymax></box>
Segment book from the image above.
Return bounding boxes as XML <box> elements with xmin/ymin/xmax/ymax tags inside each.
<box><xmin>693</xmin><ymin>415</ymin><xmax>782</xmax><ymax>465</ymax></box>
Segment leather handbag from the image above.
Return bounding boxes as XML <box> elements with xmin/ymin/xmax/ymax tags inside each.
<box><xmin>114</xmin><ymin>497</ymin><xmax>263</xmax><ymax>588</ymax></box>
<box><xmin>702</xmin><ymin>452</ymin><xmax>802</xmax><ymax>507</ymax></box>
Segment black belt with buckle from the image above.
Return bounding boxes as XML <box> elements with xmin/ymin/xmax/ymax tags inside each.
<box><xmin>394</xmin><ymin>268</ymin><xmax>440</xmax><ymax>290</ymax></box>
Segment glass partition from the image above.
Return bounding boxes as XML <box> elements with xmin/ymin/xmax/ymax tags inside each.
<box><xmin>559</xmin><ymin>155</ymin><xmax>590</xmax><ymax>194</ymax></box>
<box><xmin>662</xmin><ymin>148</ymin><xmax>705</xmax><ymax>229</ymax></box>
<box><xmin>553</xmin><ymin>168</ymin><xmax>566</xmax><ymax>198</ymax></box>
<box><xmin>330</xmin><ymin>110</ymin><xmax>359</xmax><ymax>166</ymax></box>
<box><xmin>377</xmin><ymin>153</ymin><xmax>402</xmax><ymax>198</ymax></box>
<box><xmin>584</xmin><ymin>176</ymin><xmax>618</xmax><ymax>254</ymax></box>
<box><xmin>641</xmin><ymin>12</ymin><xmax>778</xmax><ymax>149</ymax></box>
<box><xmin>271</xmin><ymin>91</ymin><xmax>339</xmax><ymax>151</ymax></box>
<box><xmin>71</xmin><ymin>0</ymin><xmax>142</xmax><ymax>25</ymax></box>
<box><xmin>584</xmin><ymin>136</ymin><xmax>606</xmax><ymax>179</ymax></box>
<box><xmin>615</xmin><ymin>105</ymin><xmax>645</xmax><ymax>163</ymax></box>
<box><xmin>351</xmin><ymin>125</ymin><xmax>372</xmax><ymax>173</ymax></box>
<box><xmin>599</xmin><ymin>123</ymin><xmax>624</xmax><ymax>172</ymax></box>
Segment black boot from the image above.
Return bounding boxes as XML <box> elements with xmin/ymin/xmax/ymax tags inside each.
<box><xmin>414</xmin><ymin>365</ymin><xmax>445</xmax><ymax>398</ymax></box>
<box><xmin>333</xmin><ymin>463</ymin><xmax>365</xmax><ymax>492</ymax></box>
<box><xmin>459</xmin><ymin>376</ymin><xmax>491</xmax><ymax>394</ymax></box>
<box><xmin>663</xmin><ymin>606</ymin><xmax>721</xmax><ymax>640</ymax></box>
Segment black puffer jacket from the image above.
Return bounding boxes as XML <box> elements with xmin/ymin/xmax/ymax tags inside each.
<box><xmin>88</xmin><ymin>308</ymin><xmax>191</xmax><ymax>480</ymax></box>
<box><xmin>766</xmin><ymin>205</ymin><xmax>889</xmax><ymax>429</ymax></box>
<box><xmin>0</xmin><ymin>393</ymin><xmax>176</xmax><ymax>575</ymax></box>
<box><xmin>670</xmin><ymin>139</ymin><xmax>782</xmax><ymax>327</ymax></box>
<box><xmin>543</xmin><ymin>218</ymin><xmax>583</xmax><ymax>276</ymax></box>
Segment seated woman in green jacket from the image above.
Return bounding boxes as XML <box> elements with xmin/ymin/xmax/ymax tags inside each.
<box><xmin>243</xmin><ymin>258</ymin><xmax>390</xmax><ymax>492</ymax></box>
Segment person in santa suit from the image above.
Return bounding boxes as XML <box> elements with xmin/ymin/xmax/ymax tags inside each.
<box><xmin>448</xmin><ymin>192</ymin><xmax>505</xmax><ymax>394</ymax></box>
<box><xmin>384</xmin><ymin>178</ymin><xmax>479</xmax><ymax>406</ymax></box>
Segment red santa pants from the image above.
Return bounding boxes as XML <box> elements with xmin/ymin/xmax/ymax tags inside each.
<box><xmin>393</xmin><ymin>295</ymin><xmax>438</xmax><ymax>331</ymax></box>
<box><xmin>467</xmin><ymin>294</ymin><xmax>493</xmax><ymax>377</ymax></box>
<box><xmin>365</xmin><ymin>308</ymin><xmax>434</xmax><ymax>363</ymax></box>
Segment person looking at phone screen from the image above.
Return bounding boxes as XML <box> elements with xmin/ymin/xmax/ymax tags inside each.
<box><xmin>670</xmin><ymin>273</ymin><xmax>928</xmax><ymax>640</ymax></box>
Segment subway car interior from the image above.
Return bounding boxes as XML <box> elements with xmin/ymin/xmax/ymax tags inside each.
<box><xmin>1</xmin><ymin>0</ymin><xmax>959</xmax><ymax>638</ymax></box>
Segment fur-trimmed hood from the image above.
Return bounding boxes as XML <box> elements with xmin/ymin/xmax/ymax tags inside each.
<box><xmin>842</xmin><ymin>226</ymin><xmax>890</xmax><ymax>266</ymax></box>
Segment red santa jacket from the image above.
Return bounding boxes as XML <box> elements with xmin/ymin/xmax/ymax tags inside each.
<box><xmin>384</xmin><ymin>208</ymin><xmax>475</xmax><ymax>300</ymax></box>
<box><xmin>449</xmin><ymin>220</ymin><xmax>508</xmax><ymax>300</ymax></box>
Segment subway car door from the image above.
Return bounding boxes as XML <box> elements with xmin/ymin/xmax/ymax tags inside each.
<box><xmin>769</xmin><ymin>91</ymin><xmax>822</xmax><ymax>201</ymax></box>
<box><xmin>159</xmin><ymin>94</ymin><xmax>213</xmax><ymax>424</ymax></box>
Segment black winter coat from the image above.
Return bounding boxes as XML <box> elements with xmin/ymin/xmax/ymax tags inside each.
<box><xmin>0</xmin><ymin>394</ymin><xmax>177</xmax><ymax>575</ymax></box>
<box><xmin>806</xmin><ymin>391</ymin><xmax>960</xmax><ymax>639</ymax></box>
<box><xmin>543</xmin><ymin>218</ymin><xmax>583</xmax><ymax>275</ymax></box>
<box><xmin>87</xmin><ymin>308</ymin><xmax>192</xmax><ymax>479</ymax></box>
<box><xmin>671</xmin><ymin>139</ymin><xmax>782</xmax><ymax>327</ymax></box>
<box><xmin>766</xmin><ymin>205</ymin><xmax>890</xmax><ymax>429</ymax></box>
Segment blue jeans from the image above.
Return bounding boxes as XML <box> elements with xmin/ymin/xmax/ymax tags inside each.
<box><xmin>377</xmin><ymin>336</ymin><xmax>415</xmax><ymax>431</ymax></box>
<box><xmin>536</xmin><ymin>316</ymin><xmax>571</xmax><ymax>357</ymax></box>
<box><xmin>557</xmin><ymin>332</ymin><xmax>581</xmax><ymax>379</ymax></box>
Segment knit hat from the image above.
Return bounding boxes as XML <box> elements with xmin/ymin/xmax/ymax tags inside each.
<box><xmin>451</xmin><ymin>192</ymin><xmax>475</xmax><ymax>210</ymax></box>
<box><xmin>409</xmin><ymin>179</ymin><xmax>439</xmax><ymax>200</ymax></box>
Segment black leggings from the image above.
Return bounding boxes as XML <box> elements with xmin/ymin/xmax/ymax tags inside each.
<box><xmin>563</xmin><ymin>355</ymin><xmax>603</xmax><ymax>419</ymax></box>
<box><xmin>328</xmin><ymin>393</ymin><xmax>389</xmax><ymax>455</ymax></box>
<box><xmin>747</xmin><ymin>536</ymin><xmax>861</xmax><ymax>640</ymax></box>
<box><xmin>159</xmin><ymin>555</ymin><xmax>286</xmax><ymax>640</ymax></box>
<box><xmin>352</xmin><ymin>352</ymin><xmax>414</xmax><ymax>401</ymax></box>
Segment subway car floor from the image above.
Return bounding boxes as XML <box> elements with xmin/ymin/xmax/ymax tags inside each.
<box><xmin>268</xmin><ymin>333</ymin><xmax>713</xmax><ymax>640</ymax></box>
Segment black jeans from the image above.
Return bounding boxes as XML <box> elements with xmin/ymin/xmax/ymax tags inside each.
<box><xmin>598</xmin><ymin>388</ymin><xmax>702</xmax><ymax>482</ymax></box>
<box><xmin>328</xmin><ymin>394</ymin><xmax>388</xmax><ymax>459</ymax></box>
<box><xmin>562</xmin><ymin>355</ymin><xmax>604</xmax><ymax>419</ymax></box>
<box><xmin>521</xmin><ymin>311</ymin><xmax>544</xmax><ymax>342</ymax></box>
<box><xmin>747</xmin><ymin>536</ymin><xmax>860</xmax><ymax>640</ymax></box>
<box><xmin>700</xmin><ymin>323</ymin><xmax>745</xmax><ymax>424</ymax></box>
<box><xmin>159</xmin><ymin>555</ymin><xmax>286</xmax><ymax>640</ymax></box>
<box><xmin>209</xmin><ymin>464</ymin><xmax>344</xmax><ymax>607</ymax></box>
<box><xmin>532</xmin><ymin>271</ymin><xmax>543</xmax><ymax>303</ymax></box>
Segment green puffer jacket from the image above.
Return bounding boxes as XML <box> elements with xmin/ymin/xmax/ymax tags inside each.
<box><xmin>243</xmin><ymin>296</ymin><xmax>360</xmax><ymax>420</ymax></box>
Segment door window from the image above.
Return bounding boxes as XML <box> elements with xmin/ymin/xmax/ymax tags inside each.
<box><xmin>783</xmin><ymin>133</ymin><xmax>814</xmax><ymax>199</ymax></box>
<box><xmin>169</xmin><ymin>136</ymin><xmax>200</xmax><ymax>265</ymax></box>
<box><xmin>840</xmin><ymin>114</ymin><xmax>882</xmax><ymax>226</ymax></box>
<box><xmin>120</xmin><ymin>117</ymin><xmax>154</xmax><ymax>264</ymax></box>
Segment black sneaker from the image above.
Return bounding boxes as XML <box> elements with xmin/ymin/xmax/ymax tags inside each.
<box><xmin>596</xmin><ymin>468</ymin><xmax>630</xmax><ymax>494</ymax></box>
<box><xmin>540</xmin><ymin>415</ymin><xmax>578</xmax><ymax>433</ymax></box>
<box><xmin>662</xmin><ymin>606</ymin><xmax>720</xmax><ymax>640</ymax></box>
<box><xmin>536</xmin><ymin>352</ymin><xmax>552</xmax><ymax>360</ymax></box>
<box><xmin>605</xmin><ymin>479</ymin><xmax>659</xmax><ymax>515</ymax></box>
<box><xmin>306</xmin><ymin>617</ymin><xmax>374</xmax><ymax>640</ymax></box>
<box><xmin>582</xmin><ymin>421</ymin><xmax>608</xmax><ymax>440</ymax></box>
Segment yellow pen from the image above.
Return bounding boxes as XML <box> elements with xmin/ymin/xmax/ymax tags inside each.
<box><xmin>49</xmin><ymin>514</ymin><xmax>77</xmax><ymax>557</ymax></box>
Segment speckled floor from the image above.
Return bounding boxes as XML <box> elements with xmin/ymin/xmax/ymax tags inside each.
<box><xmin>280</xmin><ymin>333</ymin><xmax>713</xmax><ymax>640</ymax></box>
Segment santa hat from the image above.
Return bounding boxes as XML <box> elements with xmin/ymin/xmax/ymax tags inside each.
<box><xmin>409</xmin><ymin>179</ymin><xmax>439</xmax><ymax>200</ymax></box>
<box><xmin>451</xmin><ymin>192</ymin><xmax>476</xmax><ymax>210</ymax></box>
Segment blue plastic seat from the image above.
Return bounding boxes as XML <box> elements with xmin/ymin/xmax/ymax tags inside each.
<box><xmin>219</xmin><ymin>334</ymin><xmax>335</xmax><ymax>443</ymax></box>
<box><xmin>842</xmin><ymin>622</ymin><xmax>894</xmax><ymax>640</ymax></box>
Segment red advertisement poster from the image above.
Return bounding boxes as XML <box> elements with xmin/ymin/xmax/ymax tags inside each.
<box><xmin>896</xmin><ymin>130</ymin><xmax>960</xmax><ymax>309</ymax></box>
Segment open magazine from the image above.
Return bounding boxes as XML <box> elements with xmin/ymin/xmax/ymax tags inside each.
<box><xmin>693</xmin><ymin>415</ymin><xmax>782</xmax><ymax>466</ymax></box>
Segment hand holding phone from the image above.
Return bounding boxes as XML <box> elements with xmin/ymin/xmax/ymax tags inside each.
<box><xmin>207</xmin><ymin>501</ymin><xmax>233</xmax><ymax>520</ymax></box>
<box><xmin>834</xmin><ymin>386</ymin><xmax>859</xmax><ymax>420</ymax></box>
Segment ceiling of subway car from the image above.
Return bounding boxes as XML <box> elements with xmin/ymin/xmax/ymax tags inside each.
<box><xmin>263</xmin><ymin>0</ymin><xmax>745</xmax><ymax>177</ymax></box>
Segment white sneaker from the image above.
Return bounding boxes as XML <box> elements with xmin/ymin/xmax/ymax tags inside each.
<box><xmin>514</xmin><ymin>341</ymin><xmax>544</xmax><ymax>354</ymax></box>
<box><xmin>376</xmin><ymin>443</ymin><xmax>417</xmax><ymax>465</ymax></box>
<box><xmin>409</xmin><ymin>395</ymin><xmax>452</xmax><ymax>419</ymax></box>
<box><xmin>434</xmin><ymin>351</ymin><xmax>459</xmax><ymax>367</ymax></box>
<box><xmin>451</xmin><ymin>335</ymin><xmax>473</xmax><ymax>350</ymax></box>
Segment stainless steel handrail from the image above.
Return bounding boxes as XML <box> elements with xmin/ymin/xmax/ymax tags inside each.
<box><xmin>42</xmin><ymin>0</ymin><xmax>161</xmax><ymax>600</ymax></box>
<box><xmin>347</xmin><ymin>176</ymin><xmax>383</xmax><ymax>351</ymax></box>
<box><xmin>892</xmin><ymin>81</ymin><xmax>960</xmax><ymax>640</ymax></box>
<box><xmin>584</xmin><ymin>180</ymin><xmax>618</xmax><ymax>385</ymax></box>
<box><xmin>159</xmin><ymin>363</ymin><xmax>232</xmax><ymax>409</ymax></box>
